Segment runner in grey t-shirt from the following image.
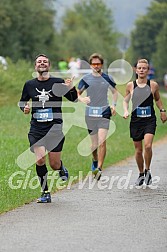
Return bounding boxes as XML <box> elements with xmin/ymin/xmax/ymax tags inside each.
<box><xmin>77</xmin><ymin>53</ymin><xmax>118</xmax><ymax>180</ymax></box>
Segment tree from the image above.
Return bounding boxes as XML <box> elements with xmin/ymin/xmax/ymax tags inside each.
<box><xmin>152</xmin><ymin>21</ymin><xmax>167</xmax><ymax>80</ymax></box>
<box><xmin>154</xmin><ymin>0</ymin><xmax>167</xmax><ymax>3</ymax></box>
<box><xmin>57</xmin><ymin>0</ymin><xmax>120</xmax><ymax>64</ymax></box>
<box><xmin>129</xmin><ymin>1</ymin><xmax>167</xmax><ymax>65</ymax></box>
<box><xmin>0</xmin><ymin>0</ymin><xmax>58</xmax><ymax>61</ymax></box>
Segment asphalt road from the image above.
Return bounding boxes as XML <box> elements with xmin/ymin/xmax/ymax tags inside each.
<box><xmin>0</xmin><ymin>139</ymin><xmax>167</xmax><ymax>252</ymax></box>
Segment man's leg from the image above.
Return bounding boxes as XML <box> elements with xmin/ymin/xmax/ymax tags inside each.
<box><xmin>48</xmin><ymin>151</ymin><xmax>61</xmax><ymax>170</ymax></box>
<box><xmin>143</xmin><ymin>133</ymin><xmax>154</xmax><ymax>185</ymax></box>
<box><xmin>34</xmin><ymin>146</ymin><xmax>48</xmax><ymax>191</ymax></box>
<box><xmin>48</xmin><ymin>152</ymin><xmax>68</xmax><ymax>181</ymax></box>
<box><xmin>144</xmin><ymin>133</ymin><xmax>154</xmax><ymax>170</ymax></box>
<box><xmin>133</xmin><ymin>140</ymin><xmax>144</xmax><ymax>173</ymax></box>
<box><xmin>90</xmin><ymin>128</ymin><xmax>108</xmax><ymax>180</ymax></box>
<box><xmin>90</xmin><ymin>133</ymin><xmax>98</xmax><ymax>161</ymax></box>
<box><xmin>133</xmin><ymin>141</ymin><xmax>145</xmax><ymax>186</ymax></box>
<box><xmin>89</xmin><ymin>133</ymin><xmax>98</xmax><ymax>171</ymax></box>
<box><xmin>97</xmin><ymin>128</ymin><xmax>108</xmax><ymax>169</ymax></box>
<box><xmin>34</xmin><ymin>146</ymin><xmax>51</xmax><ymax>203</ymax></box>
<box><xmin>85</xmin><ymin>117</ymin><xmax>98</xmax><ymax>168</ymax></box>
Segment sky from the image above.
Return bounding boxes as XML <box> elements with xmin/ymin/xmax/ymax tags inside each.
<box><xmin>54</xmin><ymin>0</ymin><xmax>153</xmax><ymax>34</ymax></box>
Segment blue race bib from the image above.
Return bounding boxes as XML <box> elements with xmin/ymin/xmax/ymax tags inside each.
<box><xmin>136</xmin><ymin>106</ymin><xmax>151</xmax><ymax>118</ymax></box>
<box><xmin>86</xmin><ymin>106</ymin><xmax>103</xmax><ymax>117</ymax></box>
<box><xmin>35</xmin><ymin>108</ymin><xmax>53</xmax><ymax>122</ymax></box>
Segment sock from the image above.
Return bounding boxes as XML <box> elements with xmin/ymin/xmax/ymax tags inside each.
<box><xmin>59</xmin><ymin>160</ymin><xmax>63</xmax><ymax>170</ymax></box>
<box><xmin>93</xmin><ymin>160</ymin><xmax>98</xmax><ymax>164</ymax></box>
<box><xmin>36</xmin><ymin>164</ymin><xmax>48</xmax><ymax>192</ymax></box>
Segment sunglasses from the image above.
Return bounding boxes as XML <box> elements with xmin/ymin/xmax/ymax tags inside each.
<box><xmin>91</xmin><ymin>63</ymin><xmax>102</xmax><ymax>66</ymax></box>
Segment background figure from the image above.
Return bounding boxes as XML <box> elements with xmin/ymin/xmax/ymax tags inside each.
<box><xmin>80</xmin><ymin>56</ymin><xmax>89</xmax><ymax>70</ymax></box>
<box><xmin>163</xmin><ymin>72</ymin><xmax>167</xmax><ymax>90</ymax></box>
<box><xmin>68</xmin><ymin>57</ymin><xmax>79</xmax><ymax>78</ymax></box>
<box><xmin>133</xmin><ymin>62</ymin><xmax>138</xmax><ymax>79</ymax></box>
<box><xmin>58</xmin><ymin>59</ymin><xmax>68</xmax><ymax>72</ymax></box>
<box><xmin>147</xmin><ymin>62</ymin><xmax>155</xmax><ymax>80</ymax></box>
<box><xmin>0</xmin><ymin>56</ymin><xmax>8</xmax><ymax>70</ymax></box>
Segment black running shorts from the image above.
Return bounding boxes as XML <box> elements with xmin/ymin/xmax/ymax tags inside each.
<box><xmin>130</xmin><ymin>119</ymin><xmax>156</xmax><ymax>141</ymax></box>
<box><xmin>28</xmin><ymin>129</ymin><xmax>65</xmax><ymax>153</ymax></box>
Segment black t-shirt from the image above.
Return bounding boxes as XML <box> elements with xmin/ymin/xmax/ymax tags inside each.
<box><xmin>19</xmin><ymin>77</ymin><xmax>77</xmax><ymax>131</ymax></box>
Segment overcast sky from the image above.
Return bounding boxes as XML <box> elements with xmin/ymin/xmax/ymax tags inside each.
<box><xmin>55</xmin><ymin>0</ymin><xmax>153</xmax><ymax>34</ymax></box>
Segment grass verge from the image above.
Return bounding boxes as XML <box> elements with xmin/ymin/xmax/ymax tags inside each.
<box><xmin>0</xmin><ymin>94</ymin><xmax>167</xmax><ymax>214</ymax></box>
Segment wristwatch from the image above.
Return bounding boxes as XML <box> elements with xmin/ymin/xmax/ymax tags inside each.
<box><xmin>160</xmin><ymin>109</ymin><xmax>166</xmax><ymax>112</ymax></box>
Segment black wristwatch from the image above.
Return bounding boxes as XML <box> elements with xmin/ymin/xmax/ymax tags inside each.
<box><xmin>160</xmin><ymin>109</ymin><xmax>166</xmax><ymax>112</ymax></box>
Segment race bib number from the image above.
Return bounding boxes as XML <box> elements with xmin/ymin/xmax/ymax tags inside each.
<box><xmin>136</xmin><ymin>106</ymin><xmax>151</xmax><ymax>118</ymax></box>
<box><xmin>86</xmin><ymin>106</ymin><xmax>103</xmax><ymax>117</ymax></box>
<box><xmin>35</xmin><ymin>108</ymin><xmax>53</xmax><ymax>122</ymax></box>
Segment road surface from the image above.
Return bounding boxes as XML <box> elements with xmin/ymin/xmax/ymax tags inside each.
<box><xmin>0</xmin><ymin>139</ymin><xmax>167</xmax><ymax>252</ymax></box>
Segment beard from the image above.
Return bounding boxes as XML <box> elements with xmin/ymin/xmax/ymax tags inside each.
<box><xmin>37</xmin><ymin>67</ymin><xmax>49</xmax><ymax>75</ymax></box>
<box><xmin>93</xmin><ymin>68</ymin><xmax>101</xmax><ymax>74</ymax></box>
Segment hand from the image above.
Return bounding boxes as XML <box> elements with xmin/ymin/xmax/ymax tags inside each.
<box><xmin>160</xmin><ymin>112</ymin><xmax>167</xmax><ymax>123</ymax></box>
<box><xmin>111</xmin><ymin>106</ymin><xmax>116</xmax><ymax>116</ymax></box>
<box><xmin>64</xmin><ymin>76</ymin><xmax>75</xmax><ymax>89</ymax></box>
<box><xmin>78</xmin><ymin>96</ymin><xmax>90</xmax><ymax>104</ymax></box>
<box><xmin>24</xmin><ymin>103</ymin><xmax>30</xmax><ymax>114</ymax></box>
<box><xmin>123</xmin><ymin>111</ymin><xmax>129</xmax><ymax>119</ymax></box>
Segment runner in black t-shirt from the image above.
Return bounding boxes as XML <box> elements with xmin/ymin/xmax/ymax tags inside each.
<box><xmin>19</xmin><ymin>54</ymin><xmax>77</xmax><ymax>203</ymax></box>
<box><xmin>123</xmin><ymin>59</ymin><xmax>167</xmax><ymax>187</ymax></box>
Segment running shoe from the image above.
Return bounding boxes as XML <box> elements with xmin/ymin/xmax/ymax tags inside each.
<box><xmin>144</xmin><ymin>169</ymin><xmax>152</xmax><ymax>185</ymax></box>
<box><xmin>135</xmin><ymin>173</ymin><xmax>144</xmax><ymax>186</ymax></box>
<box><xmin>37</xmin><ymin>191</ymin><xmax>51</xmax><ymax>203</ymax></box>
<box><xmin>59</xmin><ymin>165</ymin><xmax>69</xmax><ymax>181</ymax></box>
<box><xmin>91</xmin><ymin>160</ymin><xmax>98</xmax><ymax>172</ymax></box>
<box><xmin>93</xmin><ymin>168</ymin><xmax>102</xmax><ymax>181</ymax></box>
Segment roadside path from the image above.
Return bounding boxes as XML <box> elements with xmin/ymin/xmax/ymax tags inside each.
<box><xmin>0</xmin><ymin>139</ymin><xmax>167</xmax><ymax>252</ymax></box>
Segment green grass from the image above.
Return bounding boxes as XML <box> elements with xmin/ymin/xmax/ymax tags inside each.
<box><xmin>0</xmin><ymin>60</ymin><xmax>167</xmax><ymax>214</ymax></box>
<box><xmin>1</xmin><ymin>99</ymin><xmax>167</xmax><ymax>214</ymax></box>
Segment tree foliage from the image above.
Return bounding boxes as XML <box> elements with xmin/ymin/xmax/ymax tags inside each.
<box><xmin>0</xmin><ymin>0</ymin><xmax>57</xmax><ymax>61</ymax></box>
<box><xmin>57</xmin><ymin>0</ymin><xmax>120</xmax><ymax>63</ymax></box>
<box><xmin>129</xmin><ymin>0</ymin><xmax>167</xmax><ymax>79</ymax></box>
<box><xmin>152</xmin><ymin>21</ymin><xmax>167</xmax><ymax>78</ymax></box>
<box><xmin>154</xmin><ymin>0</ymin><xmax>167</xmax><ymax>3</ymax></box>
<box><xmin>0</xmin><ymin>0</ymin><xmax>120</xmax><ymax>66</ymax></box>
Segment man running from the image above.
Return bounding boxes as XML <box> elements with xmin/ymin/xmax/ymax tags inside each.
<box><xmin>123</xmin><ymin>59</ymin><xmax>167</xmax><ymax>186</ymax></box>
<box><xmin>19</xmin><ymin>54</ymin><xmax>77</xmax><ymax>202</ymax></box>
<box><xmin>77</xmin><ymin>53</ymin><xmax>118</xmax><ymax>180</ymax></box>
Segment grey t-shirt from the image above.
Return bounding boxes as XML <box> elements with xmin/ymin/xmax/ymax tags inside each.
<box><xmin>78</xmin><ymin>72</ymin><xmax>116</xmax><ymax>107</ymax></box>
